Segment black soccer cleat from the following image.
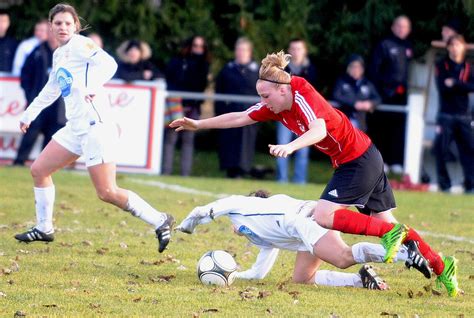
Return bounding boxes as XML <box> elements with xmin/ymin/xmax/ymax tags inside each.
<box><xmin>14</xmin><ymin>228</ymin><xmax>54</xmax><ymax>243</ymax></box>
<box><xmin>155</xmin><ymin>214</ymin><xmax>175</xmax><ymax>253</ymax></box>
<box><xmin>359</xmin><ymin>265</ymin><xmax>388</xmax><ymax>290</ymax></box>
<box><xmin>404</xmin><ymin>240</ymin><xmax>432</xmax><ymax>279</ymax></box>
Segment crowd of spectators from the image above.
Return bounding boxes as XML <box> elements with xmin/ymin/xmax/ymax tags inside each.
<box><xmin>0</xmin><ymin>9</ymin><xmax>472</xmax><ymax>193</ymax></box>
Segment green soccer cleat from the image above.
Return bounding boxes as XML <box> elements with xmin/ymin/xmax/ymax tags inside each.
<box><xmin>381</xmin><ymin>223</ymin><xmax>408</xmax><ymax>263</ymax></box>
<box><xmin>436</xmin><ymin>256</ymin><xmax>459</xmax><ymax>297</ymax></box>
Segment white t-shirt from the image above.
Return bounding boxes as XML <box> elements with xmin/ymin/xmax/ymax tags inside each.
<box><xmin>20</xmin><ymin>34</ymin><xmax>118</xmax><ymax>135</ymax></box>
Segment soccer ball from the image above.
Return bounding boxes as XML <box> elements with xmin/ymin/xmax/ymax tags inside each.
<box><xmin>197</xmin><ymin>250</ymin><xmax>237</xmax><ymax>286</ymax></box>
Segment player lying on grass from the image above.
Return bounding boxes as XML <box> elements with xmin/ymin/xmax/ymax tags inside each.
<box><xmin>177</xmin><ymin>191</ymin><xmax>432</xmax><ymax>290</ymax></box>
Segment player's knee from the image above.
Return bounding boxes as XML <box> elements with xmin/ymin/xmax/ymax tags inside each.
<box><xmin>96</xmin><ymin>187</ymin><xmax>118</xmax><ymax>204</ymax></box>
<box><xmin>313</xmin><ymin>210</ymin><xmax>332</xmax><ymax>229</ymax></box>
<box><xmin>292</xmin><ymin>274</ymin><xmax>312</xmax><ymax>284</ymax></box>
<box><xmin>30</xmin><ymin>162</ymin><xmax>46</xmax><ymax>180</ymax></box>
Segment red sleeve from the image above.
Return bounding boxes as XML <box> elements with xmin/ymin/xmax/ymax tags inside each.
<box><xmin>246</xmin><ymin>103</ymin><xmax>279</xmax><ymax>122</ymax></box>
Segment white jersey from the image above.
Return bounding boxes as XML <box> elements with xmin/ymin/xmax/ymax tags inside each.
<box><xmin>191</xmin><ymin>194</ymin><xmax>323</xmax><ymax>252</ymax></box>
<box><xmin>20</xmin><ymin>34</ymin><xmax>118</xmax><ymax>135</ymax></box>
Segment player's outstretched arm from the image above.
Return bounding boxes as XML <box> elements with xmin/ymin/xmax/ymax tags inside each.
<box><xmin>235</xmin><ymin>248</ymin><xmax>279</xmax><ymax>280</ymax></box>
<box><xmin>170</xmin><ymin>112</ymin><xmax>256</xmax><ymax>131</ymax></box>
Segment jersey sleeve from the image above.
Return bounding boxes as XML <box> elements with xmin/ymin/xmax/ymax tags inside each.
<box><xmin>75</xmin><ymin>36</ymin><xmax>118</xmax><ymax>95</ymax></box>
<box><xmin>234</xmin><ymin>247</ymin><xmax>279</xmax><ymax>279</ymax></box>
<box><xmin>20</xmin><ymin>71</ymin><xmax>61</xmax><ymax>125</ymax></box>
<box><xmin>246</xmin><ymin>103</ymin><xmax>279</xmax><ymax>122</ymax></box>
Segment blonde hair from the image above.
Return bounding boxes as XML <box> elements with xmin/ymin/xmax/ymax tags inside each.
<box><xmin>258</xmin><ymin>51</ymin><xmax>292</xmax><ymax>85</ymax></box>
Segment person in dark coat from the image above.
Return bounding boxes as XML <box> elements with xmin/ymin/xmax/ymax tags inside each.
<box><xmin>215</xmin><ymin>37</ymin><xmax>259</xmax><ymax>178</ymax></box>
<box><xmin>162</xmin><ymin>35</ymin><xmax>210</xmax><ymax>176</ymax></box>
<box><xmin>368</xmin><ymin>15</ymin><xmax>413</xmax><ymax>173</ymax></box>
<box><xmin>332</xmin><ymin>54</ymin><xmax>381</xmax><ymax>132</ymax></box>
<box><xmin>13</xmin><ymin>29</ymin><xmax>66</xmax><ymax>166</ymax></box>
<box><xmin>115</xmin><ymin>40</ymin><xmax>161</xmax><ymax>81</ymax></box>
<box><xmin>0</xmin><ymin>9</ymin><xmax>18</xmax><ymax>73</ymax></box>
<box><xmin>434</xmin><ymin>35</ymin><xmax>474</xmax><ymax>194</ymax></box>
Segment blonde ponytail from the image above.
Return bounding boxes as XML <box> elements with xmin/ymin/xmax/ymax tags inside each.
<box><xmin>258</xmin><ymin>51</ymin><xmax>292</xmax><ymax>85</ymax></box>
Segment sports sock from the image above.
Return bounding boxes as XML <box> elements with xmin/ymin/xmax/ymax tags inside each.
<box><xmin>406</xmin><ymin>228</ymin><xmax>444</xmax><ymax>275</ymax></box>
<box><xmin>332</xmin><ymin>209</ymin><xmax>394</xmax><ymax>237</ymax></box>
<box><xmin>351</xmin><ymin>242</ymin><xmax>408</xmax><ymax>263</ymax></box>
<box><xmin>124</xmin><ymin>191</ymin><xmax>166</xmax><ymax>228</ymax></box>
<box><xmin>314</xmin><ymin>270</ymin><xmax>363</xmax><ymax>288</ymax></box>
<box><xmin>34</xmin><ymin>186</ymin><xmax>55</xmax><ymax>233</ymax></box>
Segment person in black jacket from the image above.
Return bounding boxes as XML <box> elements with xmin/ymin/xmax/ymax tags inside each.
<box><xmin>162</xmin><ymin>35</ymin><xmax>210</xmax><ymax>176</ymax></box>
<box><xmin>13</xmin><ymin>30</ymin><xmax>66</xmax><ymax>166</ymax></box>
<box><xmin>434</xmin><ymin>35</ymin><xmax>474</xmax><ymax>194</ymax></box>
<box><xmin>0</xmin><ymin>9</ymin><xmax>18</xmax><ymax>73</ymax></box>
<box><xmin>333</xmin><ymin>54</ymin><xmax>381</xmax><ymax>132</ymax></box>
<box><xmin>215</xmin><ymin>37</ymin><xmax>259</xmax><ymax>178</ymax></box>
<box><xmin>115</xmin><ymin>40</ymin><xmax>161</xmax><ymax>82</ymax></box>
<box><xmin>368</xmin><ymin>15</ymin><xmax>413</xmax><ymax>173</ymax></box>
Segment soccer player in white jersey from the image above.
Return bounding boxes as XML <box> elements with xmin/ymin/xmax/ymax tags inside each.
<box><xmin>177</xmin><ymin>191</ymin><xmax>432</xmax><ymax>290</ymax></box>
<box><xmin>14</xmin><ymin>3</ymin><xmax>174</xmax><ymax>253</ymax></box>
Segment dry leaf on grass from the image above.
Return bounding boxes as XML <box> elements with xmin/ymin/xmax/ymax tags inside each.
<box><xmin>89</xmin><ymin>303</ymin><xmax>101</xmax><ymax>309</ymax></box>
<box><xmin>133</xmin><ymin>297</ymin><xmax>142</xmax><ymax>303</ymax></box>
<box><xmin>258</xmin><ymin>291</ymin><xmax>271</xmax><ymax>299</ymax></box>
<box><xmin>202</xmin><ymin>308</ymin><xmax>219</xmax><ymax>313</ymax></box>
<box><xmin>288</xmin><ymin>291</ymin><xmax>300</xmax><ymax>299</ymax></box>
<box><xmin>149</xmin><ymin>274</ymin><xmax>175</xmax><ymax>283</ymax></box>
<box><xmin>13</xmin><ymin>311</ymin><xmax>26</xmax><ymax>317</ymax></box>
<box><xmin>43</xmin><ymin>304</ymin><xmax>58</xmax><ymax>308</ymax></box>
<box><xmin>82</xmin><ymin>240</ymin><xmax>93</xmax><ymax>246</ymax></box>
<box><xmin>0</xmin><ymin>291</ymin><xmax>6</xmax><ymax>298</ymax></box>
<box><xmin>119</xmin><ymin>242</ymin><xmax>128</xmax><ymax>249</ymax></box>
<box><xmin>96</xmin><ymin>247</ymin><xmax>109</xmax><ymax>255</ymax></box>
<box><xmin>266</xmin><ymin>308</ymin><xmax>273</xmax><ymax>315</ymax></box>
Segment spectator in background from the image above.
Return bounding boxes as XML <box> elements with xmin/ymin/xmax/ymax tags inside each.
<box><xmin>215</xmin><ymin>37</ymin><xmax>259</xmax><ymax>178</ymax></box>
<box><xmin>368</xmin><ymin>15</ymin><xmax>413</xmax><ymax>174</ymax></box>
<box><xmin>13</xmin><ymin>27</ymin><xmax>66</xmax><ymax>166</ymax></box>
<box><xmin>434</xmin><ymin>35</ymin><xmax>474</xmax><ymax>194</ymax></box>
<box><xmin>115</xmin><ymin>39</ymin><xmax>160</xmax><ymax>81</ymax></box>
<box><xmin>0</xmin><ymin>9</ymin><xmax>17</xmax><ymax>73</ymax></box>
<box><xmin>276</xmin><ymin>38</ymin><xmax>316</xmax><ymax>184</ymax></box>
<box><xmin>87</xmin><ymin>32</ymin><xmax>103</xmax><ymax>49</ymax></box>
<box><xmin>12</xmin><ymin>19</ymin><xmax>49</xmax><ymax>76</ymax></box>
<box><xmin>431</xmin><ymin>18</ymin><xmax>463</xmax><ymax>49</ymax></box>
<box><xmin>333</xmin><ymin>54</ymin><xmax>381</xmax><ymax>132</ymax></box>
<box><xmin>162</xmin><ymin>35</ymin><xmax>210</xmax><ymax>176</ymax></box>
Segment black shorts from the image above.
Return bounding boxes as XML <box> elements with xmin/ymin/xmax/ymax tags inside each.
<box><xmin>320</xmin><ymin>143</ymin><xmax>396</xmax><ymax>214</ymax></box>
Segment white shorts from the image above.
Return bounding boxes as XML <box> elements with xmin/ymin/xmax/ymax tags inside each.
<box><xmin>285</xmin><ymin>214</ymin><xmax>329</xmax><ymax>253</ymax></box>
<box><xmin>53</xmin><ymin>121</ymin><xmax>119</xmax><ymax>167</ymax></box>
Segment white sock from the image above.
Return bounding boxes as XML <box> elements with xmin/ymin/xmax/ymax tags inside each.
<box><xmin>352</xmin><ymin>242</ymin><xmax>408</xmax><ymax>263</ymax></box>
<box><xmin>124</xmin><ymin>191</ymin><xmax>166</xmax><ymax>228</ymax></box>
<box><xmin>314</xmin><ymin>270</ymin><xmax>363</xmax><ymax>288</ymax></box>
<box><xmin>34</xmin><ymin>186</ymin><xmax>55</xmax><ymax>233</ymax></box>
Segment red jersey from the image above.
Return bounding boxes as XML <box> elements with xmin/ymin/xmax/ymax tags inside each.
<box><xmin>247</xmin><ymin>76</ymin><xmax>371</xmax><ymax>167</ymax></box>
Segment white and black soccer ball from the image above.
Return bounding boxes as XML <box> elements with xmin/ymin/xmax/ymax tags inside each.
<box><xmin>197</xmin><ymin>250</ymin><xmax>237</xmax><ymax>286</ymax></box>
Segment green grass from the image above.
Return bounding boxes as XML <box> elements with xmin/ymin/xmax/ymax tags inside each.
<box><xmin>0</xmin><ymin>166</ymin><xmax>473</xmax><ymax>317</ymax></box>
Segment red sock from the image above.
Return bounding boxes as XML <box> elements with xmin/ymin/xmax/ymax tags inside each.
<box><xmin>332</xmin><ymin>209</ymin><xmax>394</xmax><ymax>237</ymax></box>
<box><xmin>406</xmin><ymin>228</ymin><xmax>445</xmax><ymax>275</ymax></box>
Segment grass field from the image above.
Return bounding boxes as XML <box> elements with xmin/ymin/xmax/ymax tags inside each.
<box><xmin>0</xmin><ymin>166</ymin><xmax>473</xmax><ymax>317</ymax></box>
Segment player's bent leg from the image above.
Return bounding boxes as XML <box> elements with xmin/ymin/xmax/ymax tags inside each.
<box><xmin>311</xmin><ymin>199</ymin><xmax>341</xmax><ymax>229</ymax></box>
<box><xmin>312</xmin><ymin>231</ymin><xmax>356</xmax><ymax>269</ymax></box>
<box><xmin>88</xmin><ymin>163</ymin><xmax>175</xmax><ymax>253</ymax></box>
<box><xmin>370</xmin><ymin>209</ymin><xmax>397</xmax><ymax>223</ymax></box>
<box><xmin>30</xmin><ymin>140</ymin><xmax>79</xmax><ymax>187</ymax></box>
<box><xmin>293</xmin><ymin>251</ymin><xmax>322</xmax><ymax>284</ymax></box>
<box><xmin>15</xmin><ymin>140</ymin><xmax>79</xmax><ymax>243</ymax></box>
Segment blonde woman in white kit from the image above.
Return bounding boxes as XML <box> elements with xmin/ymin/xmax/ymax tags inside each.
<box><xmin>14</xmin><ymin>3</ymin><xmax>174</xmax><ymax>253</ymax></box>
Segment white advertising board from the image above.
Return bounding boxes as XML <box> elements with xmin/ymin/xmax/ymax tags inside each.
<box><xmin>0</xmin><ymin>77</ymin><xmax>164</xmax><ymax>174</ymax></box>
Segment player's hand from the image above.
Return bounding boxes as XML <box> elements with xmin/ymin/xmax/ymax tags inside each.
<box><xmin>85</xmin><ymin>94</ymin><xmax>96</xmax><ymax>103</ymax></box>
<box><xmin>19</xmin><ymin>121</ymin><xmax>30</xmax><ymax>133</ymax></box>
<box><xmin>169</xmin><ymin>117</ymin><xmax>199</xmax><ymax>131</ymax></box>
<box><xmin>268</xmin><ymin>144</ymin><xmax>294</xmax><ymax>158</ymax></box>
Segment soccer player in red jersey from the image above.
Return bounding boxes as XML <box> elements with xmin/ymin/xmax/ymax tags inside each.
<box><xmin>170</xmin><ymin>51</ymin><xmax>459</xmax><ymax>296</ymax></box>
